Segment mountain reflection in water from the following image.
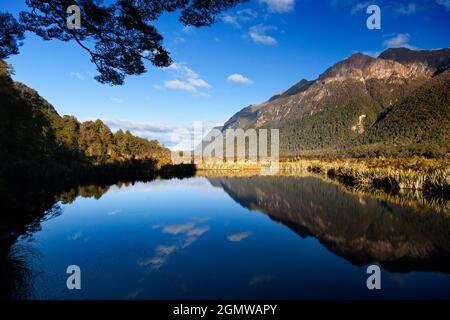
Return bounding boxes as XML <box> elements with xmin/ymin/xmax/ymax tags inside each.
<box><xmin>1</xmin><ymin>175</ymin><xmax>449</xmax><ymax>299</ymax></box>
<box><xmin>208</xmin><ymin>176</ymin><xmax>450</xmax><ymax>273</ymax></box>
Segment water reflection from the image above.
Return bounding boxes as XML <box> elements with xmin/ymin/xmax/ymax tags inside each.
<box><xmin>139</xmin><ymin>218</ymin><xmax>211</xmax><ymax>270</ymax></box>
<box><xmin>208</xmin><ymin>176</ymin><xmax>450</xmax><ymax>273</ymax></box>
<box><xmin>0</xmin><ymin>178</ymin><xmax>154</xmax><ymax>299</ymax></box>
<box><xmin>1</xmin><ymin>175</ymin><xmax>450</xmax><ymax>299</ymax></box>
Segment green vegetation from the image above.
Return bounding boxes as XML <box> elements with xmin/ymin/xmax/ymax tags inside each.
<box><xmin>278</xmin><ymin>79</ymin><xmax>383</xmax><ymax>153</ymax></box>
<box><xmin>367</xmin><ymin>69</ymin><xmax>450</xmax><ymax>155</ymax></box>
<box><xmin>220</xmin><ymin>48</ymin><xmax>450</xmax><ymax>158</ymax></box>
<box><xmin>279</xmin><ymin>70</ymin><xmax>450</xmax><ymax>157</ymax></box>
<box><xmin>0</xmin><ymin>60</ymin><xmax>188</xmax><ymax>180</ymax></box>
<box><xmin>0</xmin><ymin>0</ymin><xmax>246</xmax><ymax>85</ymax></box>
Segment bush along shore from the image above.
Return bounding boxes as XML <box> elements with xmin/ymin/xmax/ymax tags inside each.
<box><xmin>198</xmin><ymin>157</ymin><xmax>450</xmax><ymax>197</ymax></box>
<box><xmin>0</xmin><ymin>160</ymin><xmax>197</xmax><ymax>184</ymax></box>
<box><xmin>294</xmin><ymin>157</ymin><xmax>449</xmax><ymax>197</ymax></box>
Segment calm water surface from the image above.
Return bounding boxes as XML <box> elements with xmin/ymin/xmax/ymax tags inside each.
<box><xmin>12</xmin><ymin>176</ymin><xmax>450</xmax><ymax>299</ymax></box>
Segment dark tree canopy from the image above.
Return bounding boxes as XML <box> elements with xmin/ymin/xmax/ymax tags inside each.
<box><xmin>0</xmin><ymin>13</ymin><xmax>25</xmax><ymax>59</ymax></box>
<box><xmin>1</xmin><ymin>0</ymin><xmax>246</xmax><ymax>85</ymax></box>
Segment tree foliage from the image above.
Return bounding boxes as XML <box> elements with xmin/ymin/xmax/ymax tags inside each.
<box><xmin>0</xmin><ymin>68</ymin><xmax>172</xmax><ymax>178</ymax></box>
<box><xmin>1</xmin><ymin>0</ymin><xmax>245</xmax><ymax>85</ymax></box>
<box><xmin>0</xmin><ymin>13</ymin><xmax>24</xmax><ymax>59</ymax></box>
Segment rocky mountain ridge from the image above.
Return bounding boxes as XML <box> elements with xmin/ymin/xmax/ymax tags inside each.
<box><xmin>217</xmin><ymin>47</ymin><xmax>450</xmax><ymax>157</ymax></box>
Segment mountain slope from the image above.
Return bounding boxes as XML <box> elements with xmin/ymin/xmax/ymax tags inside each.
<box><xmin>0</xmin><ymin>60</ymin><xmax>171</xmax><ymax>178</ymax></box>
<box><xmin>217</xmin><ymin>47</ymin><xmax>450</xmax><ymax>157</ymax></box>
<box><xmin>367</xmin><ymin>69</ymin><xmax>450</xmax><ymax>155</ymax></box>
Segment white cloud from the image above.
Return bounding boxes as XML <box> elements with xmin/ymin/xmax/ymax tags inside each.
<box><xmin>396</xmin><ymin>3</ymin><xmax>417</xmax><ymax>15</ymax></box>
<box><xmin>167</xmin><ymin>62</ymin><xmax>199</xmax><ymax>79</ymax></box>
<box><xmin>227</xmin><ymin>231</ymin><xmax>252</xmax><ymax>242</ymax></box>
<box><xmin>104</xmin><ymin>118</ymin><xmax>172</xmax><ymax>133</ymax></box>
<box><xmin>436</xmin><ymin>0</ymin><xmax>450</xmax><ymax>10</ymax></box>
<box><xmin>188</xmin><ymin>77</ymin><xmax>211</xmax><ymax>89</ymax></box>
<box><xmin>174</xmin><ymin>36</ymin><xmax>186</xmax><ymax>44</ymax></box>
<box><xmin>70</xmin><ymin>72</ymin><xmax>85</xmax><ymax>81</ymax></box>
<box><xmin>221</xmin><ymin>14</ymin><xmax>240</xmax><ymax>28</ymax></box>
<box><xmin>227</xmin><ymin>73</ymin><xmax>254</xmax><ymax>85</ymax></box>
<box><xmin>164</xmin><ymin>78</ymin><xmax>211</xmax><ymax>92</ymax></box>
<box><xmin>107</xmin><ymin>209</ymin><xmax>121</xmax><ymax>216</ymax></box>
<box><xmin>109</xmin><ymin>97</ymin><xmax>122</xmax><ymax>103</ymax></box>
<box><xmin>196</xmin><ymin>92</ymin><xmax>211</xmax><ymax>98</ymax></box>
<box><xmin>164</xmin><ymin>79</ymin><xmax>197</xmax><ymax>92</ymax></box>
<box><xmin>383</xmin><ymin>33</ymin><xmax>415</xmax><ymax>49</ymax></box>
<box><xmin>351</xmin><ymin>2</ymin><xmax>372</xmax><ymax>15</ymax></box>
<box><xmin>249</xmin><ymin>24</ymin><xmax>278</xmax><ymax>45</ymax></box>
<box><xmin>220</xmin><ymin>9</ymin><xmax>258</xmax><ymax>28</ymax></box>
<box><xmin>259</xmin><ymin>0</ymin><xmax>295</xmax><ymax>13</ymax></box>
<box><xmin>103</xmin><ymin>118</ymin><xmax>220</xmax><ymax>151</ymax></box>
<box><xmin>237</xmin><ymin>8</ymin><xmax>259</xmax><ymax>19</ymax></box>
<box><xmin>182</xmin><ymin>25</ymin><xmax>194</xmax><ymax>34</ymax></box>
<box><xmin>161</xmin><ymin>63</ymin><xmax>211</xmax><ymax>93</ymax></box>
<box><xmin>138</xmin><ymin>219</ymin><xmax>210</xmax><ymax>270</ymax></box>
<box><xmin>67</xmin><ymin>231</ymin><xmax>82</xmax><ymax>241</ymax></box>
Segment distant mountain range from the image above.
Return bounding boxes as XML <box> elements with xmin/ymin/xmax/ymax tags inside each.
<box><xmin>217</xmin><ymin>47</ymin><xmax>450</xmax><ymax>157</ymax></box>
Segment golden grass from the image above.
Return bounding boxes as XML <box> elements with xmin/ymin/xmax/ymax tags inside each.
<box><xmin>198</xmin><ymin>156</ymin><xmax>450</xmax><ymax>214</ymax></box>
<box><xmin>198</xmin><ymin>156</ymin><xmax>450</xmax><ymax>194</ymax></box>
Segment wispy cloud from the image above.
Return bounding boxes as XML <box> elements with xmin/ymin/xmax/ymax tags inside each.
<box><xmin>161</xmin><ymin>63</ymin><xmax>211</xmax><ymax>94</ymax></box>
<box><xmin>220</xmin><ymin>8</ymin><xmax>258</xmax><ymax>28</ymax></box>
<box><xmin>107</xmin><ymin>209</ymin><xmax>122</xmax><ymax>216</ymax></box>
<box><xmin>396</xmin><ymin>2</ymin><xmax>417</xmax><ymax>15</ymax></box>
<box><xmin>227</xmin><ymin>231</ymin><xmax>252</xmax><ymax>242</ymax></box>
<box><xmin>104</xmin><ymin>118</ymin><xmax>185</xmax><ymax>149</ymax></box>
<box><xmin>383</xmin><ymin>33</ymin><xmax>415</xmax><ymax>49</ymax></box>
<box><xmin>221</xmin><ymin>14</ymin><xmax>241</xmax><ymax>28</ymax></box>
<box><xmin>182</xmin><ymin>25</ymin><xmax>194</xmax><ymax>34</ymax></box>
<box><xmin>174</xmin><ymin>36</ymin><xmax>186</xmax><ymax>44</ymax></box>
<box><xmin>351</xmin><ymin>2</ymin><xmax>372</xmax><ymax>15</ymax></box>
<box><xmin>70</xmin><ymin>72</ymin><xmax>85</xmax><ymax>81</ymax></box>
<box><xmin>249</xmin><ymin>24</ymin><xmax>278</xmax><ymax>45</ymax></box>
<box><xmin>104</xmin><ymin>118</ymin><xmax>172</xmax><ymax>134</ymax></box>
<box><xmin>164</xmin><ymin>79</ymin><xmax>197</xmax><ymax>92</ymax></box>
<box><xmin>67</xmin><ymin>231</ymin><xmax>83</xmax><ymax>241</ymax></box>
<box><xmin>238</xmin><ymin>8</ymin><xmax>259</xmax><ymax>19</ymax></box>
<box><xmin>227</xmin><ymin>73</ymin><xmax>254</xmax><ymax>85</ymax></box>
<box><xmin>109</xmin><ymin>97</ymin><xmax>122</xmax><ymax>103</ymax></box>
<box><xmin>103</xmin><ymin>118</ymin><xmax>219</xmax><ymax>151</ymax></box>
<box><xmin>138</xmin><ymin>219</ymin><xmax>210</xmax><ymax>270</ymax></box>
<box><xmin>259</xmin><ymin>0</ymin><xmax>295</xmax><ymax>13</ymax></box>
<box><xmin>436</xmin><ymin>0</ymin><xmax>450</xmax><ymax>10</ymax></box>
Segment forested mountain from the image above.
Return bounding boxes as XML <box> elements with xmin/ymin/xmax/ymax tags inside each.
<box><xmin>0</xmin><ymin>60</ymin><xmax>171</xmax><ymax>179</ymax></box>
<box><xmin>218</xmin><ymin>48</ymin><xmax>450</xmax><ymax>157</ymax></box>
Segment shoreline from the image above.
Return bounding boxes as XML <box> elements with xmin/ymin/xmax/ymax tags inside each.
<box><xmin>197</xmin><ymin>157</ymin><xmax>450</xmax><ymax>213</ymax></box>
<box><xmin>197</xmin><ymin>156</ymin><xmax>450</xmax><ymax>194</ymax></box>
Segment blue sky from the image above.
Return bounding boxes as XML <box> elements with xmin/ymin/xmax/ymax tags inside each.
<box><xmin>1</xmin><ymin>0</ymin><xmax>450</xmax><ymax>149</ymax></box>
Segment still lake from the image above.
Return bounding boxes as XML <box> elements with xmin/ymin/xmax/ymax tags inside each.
<box><xmin>10</xmin><ymin>175</ymin><xmax>450</xmax><ymax>299</ymax></box>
